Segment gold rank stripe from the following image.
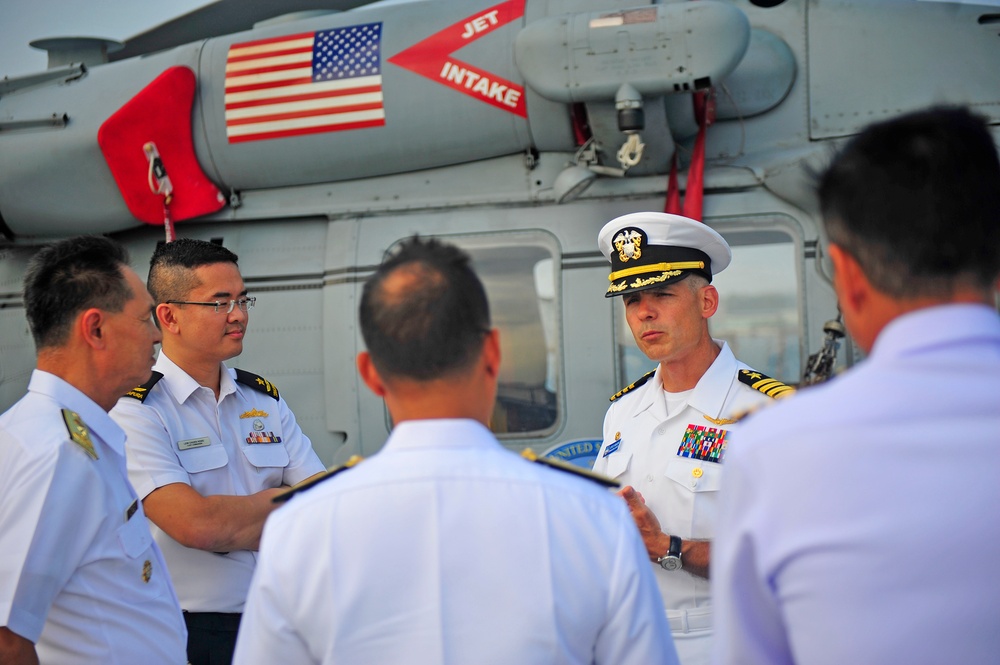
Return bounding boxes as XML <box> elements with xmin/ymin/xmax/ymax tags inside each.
<box><xmin>750</xmin><ymin>378</ymin><xmax>796</xmax><ymax>398</ymax></box>
<box><xmin>608</xmin><ymin>261</ymin><xmax>705</xmax><ymax>282</ymax></box>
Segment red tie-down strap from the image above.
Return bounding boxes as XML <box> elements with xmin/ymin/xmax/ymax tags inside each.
<box><xmin>665</xmin><ymin>89</ymin><xmax>715</xmax><ymax>221</ymax></box>
<box><xmin>98</xmin><ymin>66</ymin><xmax>225</xmax><ymax>234</ymax></box>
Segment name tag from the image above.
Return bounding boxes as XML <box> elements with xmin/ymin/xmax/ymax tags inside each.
<box><xmin>177</xmin><ymin>436</ymin><xmax>211</xmax><ymax>451</ymax></box>
<box><xmin>603</xmin><ymin>439</ymin><xmax>621</xmax><ymax>458</ymax></box>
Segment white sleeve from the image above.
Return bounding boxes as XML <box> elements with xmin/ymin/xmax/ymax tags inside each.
<box><xmin>111</xmin><ymin>396</ymin><xmax>192</xmax><ymax>498</ymax></box>
<box><xmin>594</xmin><ymin>503</ymin><xmax>679</xmax><ymax>665</ymax></box>
<box><xmin>233</xmin><ymin>514</ymin><xmax>317</xmax><ymax>665</ymax></box>
<box><xmin>0</xmin><ymin>437</ymin><xmax>102</xmax><ymax>642</ymax></box>
<box><xmin>711</xmin><ymin>426</ymin><xmax>795</xmax><ymax>665</ymax></box>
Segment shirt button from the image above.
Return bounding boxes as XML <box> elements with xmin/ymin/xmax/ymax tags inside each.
<box><xmin>692</xmin><ymin>468</ymin><xmax>703</xmax><ymax>478</ymax></box>
<box><xmin>656</xmin><ymin>425</ymin><xmax>667</xmax><ymax>435</ymax></box>
<box><xmin>646</xmin><ymin>474</ymin><xmax>655</xmax><ymax>482</ymax></box>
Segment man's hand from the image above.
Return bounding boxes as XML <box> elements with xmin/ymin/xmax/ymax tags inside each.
<box><xmin>0</xmin><ymin>627</ymin><xmax>38</xmax><ymax>665</ymax></box>
<box><xmin>617</xmin><ymin>485</ymin><xmax>672</xmax><ymax>561</ymax></box>
<box><xmin>617</xmin><ymin>485</ymin><xmax>711</xmax><ymax>578</ymax></box>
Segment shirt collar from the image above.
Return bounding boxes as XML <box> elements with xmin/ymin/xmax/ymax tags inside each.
<box><xmin>631</xmin><ymin>340</ymin><xmax>737</xmax><ymax>420</ymax></box>
<box><xmin>871</xmin><ymin>303</ymin><xmax>1000</xmax><ymax>361</ymax></box>
<box><xmin>382</xmin><ymin>419</ymin><xmax>500</xmax><ymax>454</ymax></box>
<box><xmin>688</xmin><ymin>340</ymin><xmax>739</xmax><ymax>417</ymax></box>
<box><xmin>28</xmin><ymin>369</ymin><xmax>127</xmax><ymax>455</ymax></box>
<box><xmin>154</xmin><ymin>351</ymin><xmax>234</xmax><ymax>404</ymax></box>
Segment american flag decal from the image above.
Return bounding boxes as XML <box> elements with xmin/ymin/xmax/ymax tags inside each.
<box><xmin>224</xmin><ymin>23</ymin><xmax>385</xmax><ymax>143</ymax></box>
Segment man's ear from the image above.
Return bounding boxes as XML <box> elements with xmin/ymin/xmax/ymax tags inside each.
<box><xmin>155</xmin><ymin>302</ymin><xmax>179</xmax><ymax>333</ymax></box>
<box><xmin>482</xmin><ymin>328</ymin><xmax>501</xmax><ymax>379</ymax></box>
<box><xmin>828</xmin><ymin>243</ymin><xmax>868</xmax><ymax>315</ymax></box>
<box><xmin>700</xmin><ymin>284</ymin><xmax>719</xmax><ymax>319</ymax></box>
<box><xmin>356</xmin><ymin>351</ymin><xmax>387</xmax><ymax>397</ymax></box>
<box><xmin>79</xmin><ymin>308</ymin><xmax>106</xmax><ymax>349</ymax></box>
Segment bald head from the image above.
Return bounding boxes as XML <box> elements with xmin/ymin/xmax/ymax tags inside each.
<box><xmin>359</xmin><ymin>236</ymin><xmax>491</xmax><ymax>382</ymax></box>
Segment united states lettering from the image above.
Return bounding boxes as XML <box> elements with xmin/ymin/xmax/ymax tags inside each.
<box><xmin>224</xmin><ymin>23</ymin><xmax>385</xmax><ymax>143</ymax></box>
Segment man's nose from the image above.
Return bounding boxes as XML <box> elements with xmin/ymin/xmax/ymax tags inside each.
<box><xmin>635</xmin><ymin>295</ymin><xmax>655</xmax><ymax>319</ymax></box>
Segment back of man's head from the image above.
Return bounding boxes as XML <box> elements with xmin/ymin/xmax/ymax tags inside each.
<box><xmin>24</xmin><ymin>235</ymin><xmax>131</xmax><ymax>350</ymax></box>
<box><xmin>359</xmin><ymin>236</ymin><xmax>491</xmax><ymax>381</ymax></box>
<box><xmin>147</xmin><ymin>238</ymin><xmax>239</xmax><ymax>303</ymax></box>
<box><xmin>819</xmin><ymin>106</ymin><xmax>1000</xmax><ymax>298</ymax></box>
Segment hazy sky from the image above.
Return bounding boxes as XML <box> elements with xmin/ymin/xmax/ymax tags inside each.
<box><xmin>1</xmin><ymin>0</ymin><xmax>211</xmax><ymax>78</ymax></box>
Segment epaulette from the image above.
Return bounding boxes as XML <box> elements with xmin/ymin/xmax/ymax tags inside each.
<box><xmin>738</xmin><ymin>368</ymin><xmax>796</xmax><ymax>399</ymax></box>
<box><xmin>272</xmin><ymin>456</ymin><xmax>363</xmax><ymax>503</ymax></box>
<box><xmin>609</xmin><ymin>369</ymin><xmax>657</xmax><ymax>403</ymax></box>
<box><xmin>521</xmin><ymin>449</ymin><xmax>620</xmax><ymax>488</ymax></box>
<box><xmin>235</xmin><ymin>369</ymin><xmax>280</xmax><ymax>401</ymax></box>
<box><xmin>62</xmin><ymin>409</ymin><xmax>98</xmax><ymax>460</ymax></box>
<box><xmin>123</xmin><ymin>371</ymin><xmax>164</xmax><ymax>402</ymax></box>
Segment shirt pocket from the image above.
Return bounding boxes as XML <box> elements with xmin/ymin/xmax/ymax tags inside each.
<box><xmin>604</xmin><ymin>451</ymin><xmax>632</xmax><ymax>479</ymax></box>
<box><xmin>113</xmin><ymin>513</ymin><xmax>169</xmax><ymax>602</ymax></box>
<box><xmin>177</xmin><ymin>443</ymin><xmax>228</xmax><ymax>474</ymax></box>
<box><xmin>241</xmin><ymin>442</ymin><xmax>290</xmax><ymax>469</ymax></box>
<box><xmin>663</xmin><ymin>456</ymin><xmax>722</xmax><ymax>494</ymax></box>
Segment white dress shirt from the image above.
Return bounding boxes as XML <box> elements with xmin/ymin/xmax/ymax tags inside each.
<box><xmin>235</xmin><ymin>418</ymin><xmax>679</xmax><ymax>665</ymax></box>
<box><xmin>0</xmin><ymin>371</ymin><xmax>187</xmax><ymax>663</ymax></box>
<box><xmin>713</xmin><ymin>304</ymin><xmax>1000</xmax><ymax>665</ymax></box>
<box><xmin>111</xmin><ymin>351</ymin><xmax>325</xmax><ymax>612</ymax></box>
<box><xmin>594</xmin><ymin>341</ymin><xmax>775</xmax><ymax>665</ymax></box>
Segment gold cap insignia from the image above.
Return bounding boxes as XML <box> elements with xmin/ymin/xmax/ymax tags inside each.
<box><xmin>613</xmin><ymin>228</ymin><xmax>643</xmax><ymax>263</ymax></box>
<box><xmin>62</xmin><ymin>409</ymin><xmax>97</xmax><ymax>460</ymax></box>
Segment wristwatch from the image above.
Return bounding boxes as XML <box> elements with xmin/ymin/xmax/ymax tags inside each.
<box><xmin>657</xmin><ymin>535</ymin><xmax>683</xmax><ymax>571</ymax></box>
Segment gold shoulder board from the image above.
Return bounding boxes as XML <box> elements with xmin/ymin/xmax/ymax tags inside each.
<box><xmin>235</xmin><ymin>369</ymin><xmax>280</xmax><ymax>401</ymax></box>
<box><xmin>521</xmin><ymin>449</ymin><xmax>619</xmax><ymax>488</ymax></box>
<box><xmin>123</xmin><ymin>371</ymin><xmax>164</xmax><ymax>402</ymax></box>
<box><xmin>738</xmin><ymin>369</ymin><xmax>796</xmax><ymax>399</ymax></box>
<box><xmin>272</xmin><ymin>455</ymin><xmax>363</xmax><ymax>503</ymax></box>
<box><xmin>609</xmin><ymin>368</ymin><xmax>657</xmax><ymax>403</ymax></box>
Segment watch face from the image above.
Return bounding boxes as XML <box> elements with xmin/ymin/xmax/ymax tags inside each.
<box><xmin>659</xmin><ymin>556</ymin><xmax>682</xmax><ymax>572</ymax></box>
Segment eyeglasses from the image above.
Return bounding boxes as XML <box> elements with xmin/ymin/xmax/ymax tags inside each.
<box><xmin>164</xmin><ymin>297</ymin><xmax>256</xmax><ymax>314</ymax></box>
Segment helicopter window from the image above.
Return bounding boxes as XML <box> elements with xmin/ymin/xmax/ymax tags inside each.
<box><xmin>615</xmin><ymin>229</ymin><xmax>801</xmax><ymax>386</ymax></box>
<box><xmin>427</xmin><ymin>233</ymin><xmax>561</xmax><ymax>438</ymax></box>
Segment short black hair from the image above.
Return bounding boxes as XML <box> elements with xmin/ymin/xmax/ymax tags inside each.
<box><xmin>147</xmin><ymin>238</ymin><xmax>239</xmax><ymax>303</ymax></box>
<box><xmin>819</xmin><ymin>106</ymin><xmax>1000</xmax><ymax>297</ymax></box>
<box><xmin>359</xmin><ymin>236</ymin><xmax>491</xmax><ymax>381</ymax></box>
<box><xmin>23</xmin><ymin>235</ymin><xmax>132</xmax><ymax>349</ymax></box>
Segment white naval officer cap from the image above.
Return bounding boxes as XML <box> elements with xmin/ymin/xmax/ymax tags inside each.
<box><xmin>598</xmin><ymin>212</ymin><xmax>732</xmax><ymax>298</ymax></box>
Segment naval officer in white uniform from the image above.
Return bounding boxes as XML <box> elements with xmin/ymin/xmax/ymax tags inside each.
<box><xmin>111</xmin><ymin>238</ymin><xmax>324</xmax><ymax>665</ymax></box>
<box><xmin>0</xmin><ymin>236</ymin><xmax>186</xmax><ymax>664</ymax></box>
<box><xmin>235</xmin><ymin>235</ymin><xmax>678</xmax><ymax>665</ymax></box>
<box><xmin>712</xmin><ymin>106</ymin><xmax>1000</xmax><ymax>664</ymax></box>
<box><xmin>593</xmin><ymin>212</ymin><xmax>794</xmax><ymax>665</ymax></box>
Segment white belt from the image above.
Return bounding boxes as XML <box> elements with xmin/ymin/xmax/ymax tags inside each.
<box><xmin>667</xmin><ymin>606</ymin><xmax>713</xmax><ymax>634</ymax></box>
